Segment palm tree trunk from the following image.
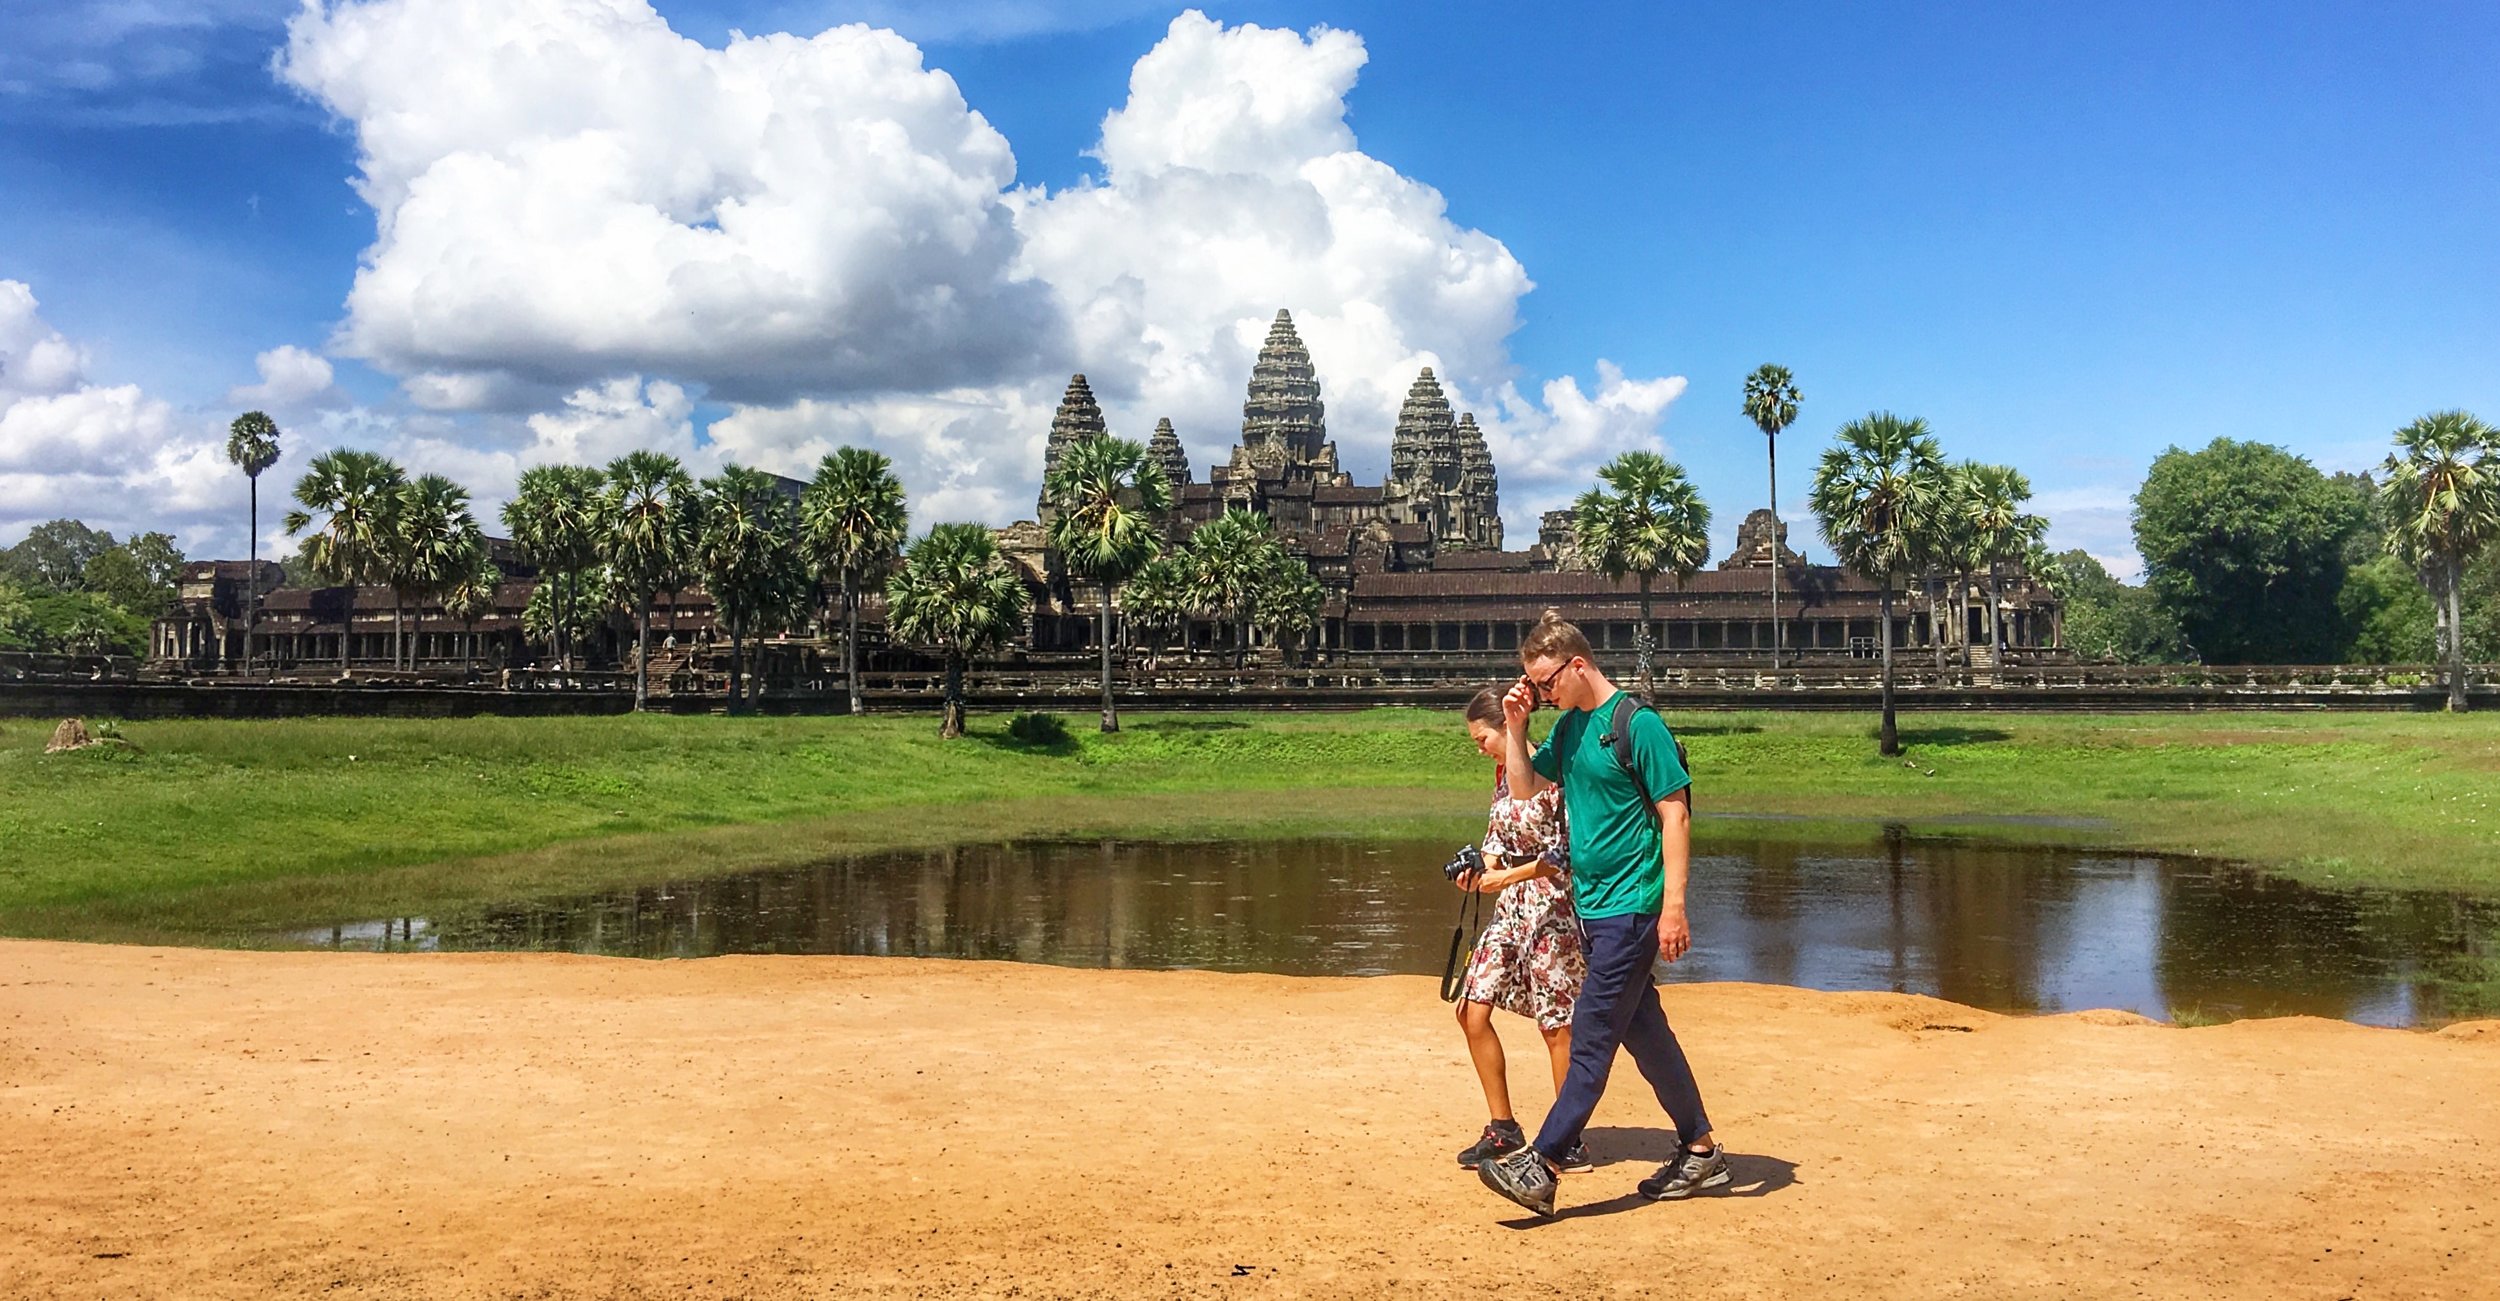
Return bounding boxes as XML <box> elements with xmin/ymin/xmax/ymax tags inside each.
<box><xmin>844</xmin><ymin>570</ymin><xmax>863</xmax><ymax>717</ymax></box>
<box><xmin>1988</xmin><ymin>569</ymin><xmax>2006</xmax><ymax>657</ymax></box>
<box><xmin>340</xmin><ymin>586</ymin><xmax>354</xmax><ymax>670</ymax></box>
<box><xmin>244</xmin><ymin>475</ymin><xmax>259</xmax><ymax>676</ymax></box>
<box><xmin>728</xmin><ymin>615</ymin><xmax>744</xmax><ymax>714</ymax></box>
<box><xmin>635</xmin><ymin>595</ymin><xmax>652</xmax><ymax>710</ymax></box>
<box><xmin>1926</xmin><ymin>569</ymin><xmax>1947</xmax><ymax>672</ymax></box>
<box><xmin>1099</xmin><ymin>583</ymin><xmax>1119</xmax><ymax>733</ymax></box>
<box><xmin>2449</xmin><ymin>558</ymin><xmax>2469</xmax><ymax>714</ymax></box>
<box><xmin>1879</xmin><ymin>579</ymin><xmax>1899</xmax><ymax>756</ymax></box>
<box><xmin>1637</xmin><ymin>575</ymin><xmax>1655</xmax><ymax>692</ymax></box>
<box><xmin>1767</xmin><ymin>439</ymin><xmax>1780</xmax><ymax>671</ymax></box>
<box><xmin>941</xmin><ymin>649</ymin><xmax>966</xmax><ymax>738</ymax></box>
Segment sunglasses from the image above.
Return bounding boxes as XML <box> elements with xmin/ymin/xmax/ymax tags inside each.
<box><xmin>1527</xmin><ymin>657</ymin><xmax>1578</xmax><ymax>704</ymax></box>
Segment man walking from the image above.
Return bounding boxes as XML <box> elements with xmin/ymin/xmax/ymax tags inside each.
<box><xmin>1478</xmin><ymin>608</ymin><xmax>1726</xmax><ymax>1216</ymax></box>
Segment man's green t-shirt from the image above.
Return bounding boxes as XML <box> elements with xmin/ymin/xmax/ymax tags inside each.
<box><xmin>1529</xmin><ymin>691</ymin><xmax>1692</xmax><ymax>919</ymax></box>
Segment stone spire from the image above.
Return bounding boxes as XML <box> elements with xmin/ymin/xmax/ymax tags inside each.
<box><xmin>1239</xmin><ymin>309</ymin><xmax>1327</xmax><ymax>463</ymax></box>
<box><xmin>1388</xmin><ymin>367</ymin><xmax>1457</xmax><ymax>486</ymax></box>
<box><xmin>1147</xmin><ymin>417</ymin><xmax>1190</xmax><ymax>489</ymax></box>
<box><xmin>1038</xmin><ymin>373</ymin><xmax>1107</xmax><ymax>518</ymax></box>
<box><xmin>1455</xmin><ymin>412</ymin><xmax>1502</xmax><ymax>549</ymax></box>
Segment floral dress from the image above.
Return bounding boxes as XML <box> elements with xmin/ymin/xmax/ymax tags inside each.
<box><xmin>1457</xmin><ymin>766</ymin><xmax>1585</xmax><ymax>1029</ymax></box>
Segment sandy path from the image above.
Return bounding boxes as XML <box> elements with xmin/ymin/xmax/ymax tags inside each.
<box><xmin>2</xmin><ymin>940</ymin><xmax>2495</xmax><ymax>1299</ymax></box>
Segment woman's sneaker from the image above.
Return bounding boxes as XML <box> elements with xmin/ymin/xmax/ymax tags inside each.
<box><xmin>1638</xmin><ymin>1145</ymin><xmax>1731</xmax><ymax>1200</ymax></box>
<box><xmin>1479</xmin><ymin>1146</ymin><xmax>1560</xmax><ymax>1217</ymax></box>
<box><xmin>1557</xmin><ymin>1141</ymin><xmax>1595</xmax><ymax>1173</ymax></box>
<box><xmin>1457</xmin><ymin>1122</ymin><xmax>1525</xmax><ymax>1169</ymax></box>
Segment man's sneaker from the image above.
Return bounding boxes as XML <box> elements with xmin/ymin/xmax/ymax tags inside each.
<box><xmin>1457</xmin><ymin>1123</ymin><xmax>1525</xmax><ymax>1169</ymax></box>
<box><xmin>1557</xmin><ymin>1141</ymin><xmax>1595</xmax><ymax>1173</ymax></box>
<box><xmin>1478</xmin><ymin>1146</ymin><xmax>1559</xmax><ymax>1216</ymax></box>
<box><xmin>1638</xmin><ymin>1145</ymin><xmax>1732</xmax><ymax>1200</ymax></box>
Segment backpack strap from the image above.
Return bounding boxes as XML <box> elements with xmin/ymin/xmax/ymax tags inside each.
<box><xmin>1598</xmin><ymin>692</ymin><xmax>1692</xmax><ymax>817</ymax></box>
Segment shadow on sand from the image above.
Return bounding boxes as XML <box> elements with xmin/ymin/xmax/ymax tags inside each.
<box><xmin>1497</xmin><ymin>1135</ymin><xmax>1798</xmax><ymax>1227</ymax></box>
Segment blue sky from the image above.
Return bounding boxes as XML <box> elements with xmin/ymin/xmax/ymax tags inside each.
<box><xmin>3</xmin><ymin>0</ymin><xmax>2496</xmax><ymax>577</ymax></box>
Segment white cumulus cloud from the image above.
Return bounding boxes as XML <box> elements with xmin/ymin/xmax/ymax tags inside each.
<box><xmin>226</xmin><ymin>344</ymin><xmax>343</xmax><ymax>411</ymax></box>
<box><xmin>278</xmin><ymin>0</ymin><xmax>1060</xmax><ymax>408</ymax></box>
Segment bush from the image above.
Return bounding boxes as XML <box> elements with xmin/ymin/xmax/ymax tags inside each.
<box><xmin>1005</xmin><ymin>712</ymin><xmax>1073</xmax><ymax>747</ymax></box>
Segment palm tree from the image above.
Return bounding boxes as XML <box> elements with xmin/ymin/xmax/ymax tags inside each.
<box><xmin>1253</xmin><ymin>552</ymin><xmax>1325</xmax><ymax>667</ymax></box>
<box><xmin>800</xmin><ymin>448</ymin><xmax>909</xmax><ymax>717</ymax></box>
<box><xmin>1183</xmin><ymin>509</ymin><xmax>1279</xmax><ymax>668</ymax></box>
<box><xmin>1043</xmin><ymin>435</ymin><xmax>1173</xmax><ymax>732</ymax></box>
<box><xmin>1961</xmin><ymin>463</ymin><xmax>2044</xmax><ymax>661</ymax></box>
<box><xmin>225</xmin><ymin>411</ymin><xmax>282</xmax><ymax>674</ymax></box>
<box><xmin>697</xmin><ymin>465</ymin><xmax>809</xmax><ymax>713</ymax></box>
<box><xmin>283</xmin><ymin>449</ymin><xmax>406</xmax><ymax>669</ymax></box>
<box><xmin>502</xmin><ymin>465</ymin><xmax>605</xmax><ymax>670</ymax></box>
<box><xmin>884</xmin><ymin>523</ymin><xmax>1032</xmax><ymax>738</ymax></box>
<box><xmin>2022</xmin><ymin>542</ymin><xmax>2069</xmax><ymax>651</ymax></box>
<box><xmin>1123</xmin><ymin>553</ymin><xmax>1193</xmax><ymax>668</ymax></box>
<box><xmin>1810</xmin><ymin>413</ymin><xmax>1948</xmax><ymax>755</ymax></box>
<box><xmin>599</xmin><ymin>451</ymin><xmax>700</xmax><ymax>710</ymax></box>
<box><xmin>441</xmin><ymin>543</ymin><xmax>501</xmax><ymax>669</ymax></box>
<box><xmin>1923</xmin><ymin>463</ymin><xmax>1985</xmax><ymax>669</ymax></box>
<box><xmin>388</xmin><ymin>474</ymin><xmax>480</xmax><ymax>670</ymax></box>
<box><xmin>2380</xmin><ymin>410</ymin><xmax>2500</xmax><ymax>712</ymax></box>
<box><xmin>1742</xmin><ymin>365</ymin><xmax>1801</xmax><ymax>668</ymax></box>
<box><xmin>1573</xmin><ymin>451</ymin><xmax>1713</xmax><ymax>692</ymax></box>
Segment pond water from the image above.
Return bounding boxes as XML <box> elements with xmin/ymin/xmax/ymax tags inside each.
<box><xmin>300</xmin><ymin>834</ymin><xmax>2500</xmax><ymax>1027</ymax></box>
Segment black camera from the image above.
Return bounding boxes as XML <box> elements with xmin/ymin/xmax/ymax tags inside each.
<box><xmin>1442</xmin><ymin>844</ymin><xmax>1484</xmax><ymax>882</ymax></box>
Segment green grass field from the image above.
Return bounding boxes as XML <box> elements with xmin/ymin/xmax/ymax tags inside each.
<box><xmin>3</xmin><ymin>707</ymin><xmax>2496</xmax><ymax>944</ymax></box>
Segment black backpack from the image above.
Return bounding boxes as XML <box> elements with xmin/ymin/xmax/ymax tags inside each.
<box><xmin>1595</xmin><ymin>692</ymin><xmax>1692</xmax><ymax>819</ymax></box>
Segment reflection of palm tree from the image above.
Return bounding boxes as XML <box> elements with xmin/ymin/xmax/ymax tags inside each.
<box><xmin>1574</xmin><ymin>451</ymin><xmax>1712</xmax><ymax>692</ymax></box>
<box><xmin>1810</xmin><ymin>415</ymin><xmax>1946</xmax><ymax>755</ymax></box>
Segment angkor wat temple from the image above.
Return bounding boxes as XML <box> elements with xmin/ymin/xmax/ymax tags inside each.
<box><xmin>152</xmin><ymin>308</ymin><xmax>2061</xmax><ymax>677</ymax></box>
<box><xmin>1003</xmin><ymin>308</ymin><xmax>2062</xmax><ymax>664</ymax></box>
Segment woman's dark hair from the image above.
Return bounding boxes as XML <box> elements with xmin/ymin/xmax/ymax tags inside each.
<box><xmin>1464</xmin><ymin>686</ymin><xmax>1506</xmax><ymax>726</ymax></box>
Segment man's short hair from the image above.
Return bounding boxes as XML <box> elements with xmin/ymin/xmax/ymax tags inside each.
<box><xmin>1519</xmin><ymin>607</ymin><xmax>1594</xmax><ymax>665</ymax></box>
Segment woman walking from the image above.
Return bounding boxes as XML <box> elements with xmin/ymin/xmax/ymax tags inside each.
<box><xmin>1452</xmin><ymin>687</ymin><xmax>1591</xmax><ymax>1172</ymax></box>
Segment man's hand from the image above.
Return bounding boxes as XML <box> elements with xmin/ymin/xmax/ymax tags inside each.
<box><xmin>1657</xmin><ymin>906</ymin><xmax>1692</xmax><ymax>963</ymax></box>
<box><xmin>1501</xmin><ymin>677</ymin><xmax>1535</xmax><ymax>730</ymax></box>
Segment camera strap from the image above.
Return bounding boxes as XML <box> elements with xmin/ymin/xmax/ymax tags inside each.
<box><xmin>1439</xmin><ymin>886</ymin><xmax>1485</xmax><ymax>1003</ymax></box>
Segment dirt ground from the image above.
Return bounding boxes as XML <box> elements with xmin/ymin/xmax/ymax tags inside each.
<box><xmin>4</xmin><ymin>941</ymin><xmax>2496</xmax><ymax>1299</ymax></box>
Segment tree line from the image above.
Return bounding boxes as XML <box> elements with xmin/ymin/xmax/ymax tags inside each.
<box><xmin>0</xmin><ymin>520</ymin><xmax>186</xmax><ymax>656</ymax></box>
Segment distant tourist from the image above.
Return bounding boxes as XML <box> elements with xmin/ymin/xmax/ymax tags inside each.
<box><xmin>1449</xmin><ymin>687</ymin><xmax>1588</xmax><ymax>1174</ymax></box>
<box><xmin>1477</xmin><ymin>609</ymin><xmax>1725</xmax><ymax>1217</ymax></box>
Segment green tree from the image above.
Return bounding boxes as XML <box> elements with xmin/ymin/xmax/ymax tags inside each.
<box><xmin>282</xmin><ymin>450</ymin><xmax>407</xmax><ymax>668</ymax></box>
<box><xmin>1961</xmin><ymin>463</ymin><xmax>2045</xmax><ymax>660</ymax></box>
<box><xmin>697</xmin><ymin>465</ymin><xmax>810</xmax><ymax>712</ymax></box>
<box><xmin>2378</xmin><ymin>410</ymin><xmax>2500</xmax><ymax>711</ymax></box>
<box><xmin>502</xmin><ymin>465</ymin><xmax>606</xmax><ymax>671</ymax></box>
<box><xmin>1810</xmin><ymin>413</ymin><xmax>1948</xmax><ymax>755</ymax></box>
<box><xmin>2339</xmin><ymin>554</ymin><xmax>2437</xmax><ymax>665</ymax></box>
<box><xmin>799</xmin><ymin>448</ymin><xmax>909</xmax><ymax>717</ymax></box>
<box><xmin>0</xmin><ymin>580</ymin><xmax>33</xmax><ymax>649</ymax></box>
<box><xmin>1182</xmin><ymin>509</ymin><xmax>1279</xmax><ymax>668</ymax></box>
<box><xmin>1252</xmin><ymin>551</ymin><xmax>1325</xmax><ymax>666</ymax></box>
<box><xmin>884</xmin><ymin>522</ymin><xmax>1032</xmax><ymax>738</ymax></box>
<box><xmin>1122</xmin><ymin>552</ymin><xmax>1193</xmax><ymax>667</ymax></box>
<box><xmin>2133</xmin><ymin>438</ymin><xmax>2365</xmax><ymax>664</ymax></box>
<box><xmin>226</xmin><ymin>411</ymin><xmax>282</xmax><ymax>673</ymax></box>
<box><xmin>387</xmin><ymin>474</ymin><xmax>482</xmax><ymax>669</ymax></box>
<box><xmin>1573</xmin><ymin>450</ymin><xmax>1713</xmax><ymax>692</ymax></box>
<box><xmin>599</xmin><ymin>451</ymin><xmax>700</xmax><ymax>710</ymax></box>
<box><xmin>440</xmin><ymin>544</ymin><xmax>502</xmax><ymax>668</ymax></box>
<box><xmin>2056</xmin><ymin>550</ymin><xmax>2190</xmax><ymax>664</ymax></box>
<box><xmin>1742</xmin><ymin>363</ymin><xmax>1801</xmax><ymax>667</ymax></box>
<box><xmin>1042</xmin><ymin>434</ymin><xmax>1172</xmax><ymax>732</ymax></box>
<box><xmin>82</xmin><ymin>532</ymin><xmax>184</xmax><ymax>619</ymax></box>
<box><xmin>524</xmin><ymin>565</ymin><xmax>611</xmax><ymax>661</ymax></box>
<box><xmin>2</xmin><ymin>519</ymin><xmax>116</xmax><ymax>592</ymax></box>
